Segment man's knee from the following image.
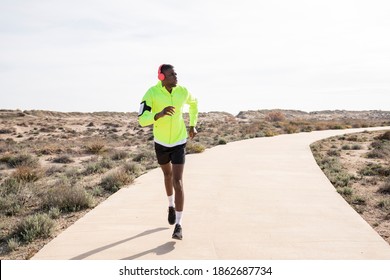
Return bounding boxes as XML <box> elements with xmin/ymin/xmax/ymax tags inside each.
<box><xmin>173</xmin><ymin>178</ymin><xmax>183</xmax><ymax>191</ymax></box>
<box><xmin>163</xmin><ymin>170</ymin><xmax>173</xmax><ymax>179</ymax></box>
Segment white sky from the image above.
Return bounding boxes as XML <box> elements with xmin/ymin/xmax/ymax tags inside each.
<box><xmin>1</xmin><ymin>0</ymin><xmax>390</xmax><ymax>115</ymax></box>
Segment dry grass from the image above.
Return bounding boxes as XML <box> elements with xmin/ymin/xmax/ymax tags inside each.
<box><xmin>1</xmin><ymin>109</ymin><xmax>390</xmax><ymax>259</ymax></box>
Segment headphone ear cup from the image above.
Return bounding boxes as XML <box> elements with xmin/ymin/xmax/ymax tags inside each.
<box><xmin>158</xmin><ymin>65</ymin><xmax>165</xmax><ymax>81</ymax></box>
<box><xmin>158</xmin><ymin>72</ymin><xmax>165</xmax><ymax>81</ymax></box>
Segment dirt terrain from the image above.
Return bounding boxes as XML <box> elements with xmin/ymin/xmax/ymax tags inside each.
<box><xmin>311</xmin><ymin>130</ymin><xmax>390</xmax><ymax>244</ymax></box>
<box><xmin>1</xmin><ymin>109</ymin><xmax>390</xmax><ymax>259</ymax></box>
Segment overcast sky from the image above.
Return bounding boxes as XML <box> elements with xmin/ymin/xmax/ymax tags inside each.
<box><xmin>1</xmin><ymin>0</ymin><xmax>390</xmax><ymax>115</ymax></box>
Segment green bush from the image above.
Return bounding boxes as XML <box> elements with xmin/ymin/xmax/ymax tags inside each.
<box><xmin>110</xmin><ymin>149</ymin><xmax>129</xmax><ymax>161</ymax></box>
<box><xmin>43</xmin><ymin>184</ymin><xmax>93</xmax><ymax>212</ymax></box>
<box><xmin>122</xmin><ymin>162</ymin><xmax>144</xmax><ymax>176</ymax></box>
<box><xmin>100</xmin><ymin>170</ymin><xmax>134</xmax><ymax>193</ymax></box>
<box><xmin>378</xmin><ymin>198</ymin><xmax>390</xmax><ymax>210</ymax></box>
<box><xmin>6</xmin><ymin>153</ymin><xmax>39</xmax><ymax>168</ymax></box>
<box><xmin>0</xmin><ymin>193</ymin><xmax>25</xmax><ymax>216</ymax></box>
<box><xmin>330</xmin><ymin>172</ymin><xmax>352</xmax><ymax>188</ymax></box>
<box><xmin>337</xmin><ymin>187</ymin><xmax>353</xmax><ymax>196</ymax></box>
<box><xmin>351</xmin><ymin>195</ymin><xmax>366</xmax><ymax>205</ymax></box>
<box><xmin>327</xmin><ymin>149</ymin><xmax>340</xmax><ymax>157</ymax></box>
<box><xmin>84</xmin><ymin>158</ymin><xmax>114</xmax><ymax>175</ymax></box>
<box><xmin>352</xmin><ymin>144</ymin><xmax>363</xmax><ymax>150</ymax></box>
<box><xmin>359</xmin><ymin>163</ymin><xmax>390</xmax><ymax>177</ymax></box>
<box><xmin>52</xmin><ymin>155</ymin><xmax>74</xmax><ymax>164</ymax></box>
<box><xmin>0</xmin><ymin>179</ymin><xmax>32</xmax><ymax>216</ymax></box>
<box><xmin>48</xmin><ymin>207</ymin><xmax>61</xmax><ymax>219</ymax></box>
<box><xmin>132</xmin><ymin>150</ymin><xmax>155</xmax><ymax>162</ymax></box>
<box><xmin>378</xmin><ymin>199</ymin><xmax>390</xmax><ymax>210</ymax></box>
<box><xmin>15</xmin><ymin>213</ymin><xmax>55</xmax><ymax>243</ymax></box>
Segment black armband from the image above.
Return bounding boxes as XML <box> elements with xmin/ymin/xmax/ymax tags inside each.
<box><xmin>138</xmin><ymin>101</ymin><xmax>151</xmax><ymax>116</ymax></box>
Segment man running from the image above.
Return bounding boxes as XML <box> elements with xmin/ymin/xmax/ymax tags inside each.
<box><xmin>138</xmin><ymin>64</ymin><xmax>198</xmax><ymax>240</ymax></box>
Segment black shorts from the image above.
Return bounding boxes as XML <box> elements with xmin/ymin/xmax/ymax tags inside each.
<box><xmin>154</xmin><ymin>142</ymin><xmax>186</xmax><ymax>165</ymax></box>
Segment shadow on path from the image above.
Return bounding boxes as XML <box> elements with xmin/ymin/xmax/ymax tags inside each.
<box><xmin>120</xmin><ymin>241</ymin><xmax>176</xmax><ymax>260</ymax></box>
<box><xmin>71</xmin><ymin>227</ymin><xmax>169</xmax><ymax>260</ymax></box>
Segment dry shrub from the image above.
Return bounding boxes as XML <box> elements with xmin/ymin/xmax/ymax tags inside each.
<box><xmin>367</xmin><ymin>140</ymin><xmax>390</xmax><ymax>159</ymax></box>
<box><xmin>12</xmin><ymin>166</ymin><xmax>42</xmax><ymax>182</ymax></box>
<box><xmin>186</xmin><ymin>142</ymin><xmax>205</xmax><ymax>154</ymax></box>
<box><xmin>327</xmin><ymin>149</ymin><xmax>341</xmax><ymax>157</ymax></box>
<box><xmin>7</xmin><ymin>237</ymin><xmax>20</xmax><ymax>251</ymax></box>
<box><xmin>264</xmin><ymin>129</ymin><xmax>277</xmax><ymax>137</ymax></box>
<box><xmin>367</xmin><ymin>149</ymin><xmax>389</xmax><ymax>159</ymax></box>
<box><xmin>265</xmin><ymin>111</ymin><xmax>286</xmax><ymax>122</ymax></box>
<box><xmin>378</xmin><ymin>178</ymin><xmax>390</xmax><ymax>194</ymax></box>
<box><xmin>314</xmin><ymin>123</ymin><xmax>329</xmax><ymax>131</ymax></box>
<box><xmin>378</xmin><ymin>131</ymin><xmax>390</xmax><ymax>141</ymax></box>
<box><xmin>85</xmin><ymin>140</ymin><xmax>106</xmax><ymax>154</ymax></box>
<box><xmin>283</xmin><ymin>124</ymin><xmax>299</xmax><ymax>134</ymax></box>
<box><xmin>0</xmin><ymin>128</ymin><xmax>15</xmax><ymax>134</ymax></box>
<box><xmin>38</xmin><ymin>144</ymin><xmax>64</xmax><ymax>155</ymax></box>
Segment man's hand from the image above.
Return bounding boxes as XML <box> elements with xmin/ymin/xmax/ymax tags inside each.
<box><xmin>189</xmin><ymin>126</ymin><xmax>197</xmax><ymax>139</ymax></box>
<box><xmin>155</xmin><ymin>106</ymin><xmax>175</xmax><ymax>120</ymax></box>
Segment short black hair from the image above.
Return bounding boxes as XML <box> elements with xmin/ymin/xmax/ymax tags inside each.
<box><xmin>160</xmin><ymin>64</ymin><xmax>174</xmax><ymax>73</ymax></box>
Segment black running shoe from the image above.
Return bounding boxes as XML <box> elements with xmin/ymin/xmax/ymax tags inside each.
<box><xmin>168</xmin><ymin>206</ymin><xmax>176</xmax><ymax>225</ymax></box>
<box><xmin>172</xmin><ymin>224</ymin><xmax>182</xmax><ymax>240</ymax></box>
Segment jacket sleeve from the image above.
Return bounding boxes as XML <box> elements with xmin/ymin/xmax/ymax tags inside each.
<box><xmin>186</xmin><ymin>91</ymin><xmax>198</xmax><ymax>127</ymax></box>
<box><xmin>138</xmin><ymin>90</ymin><xmax>156</xmax><ymax>127</ymax></box>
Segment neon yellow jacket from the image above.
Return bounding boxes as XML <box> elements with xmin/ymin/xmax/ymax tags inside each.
<box><xmin>138</xmin><ymin>81</ymin><xmax>198</xmax><ymax>147</ymax></box>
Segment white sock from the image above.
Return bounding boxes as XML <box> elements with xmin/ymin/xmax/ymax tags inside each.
<box><xmin>168</xmin><ymin>195</ymin><xmax>174</xmax><ymax>207</ymax></box>
<box><xmin>175</xmin><ymin>211</ymin><xmax>183</xmax><ymax>225</ymax></box>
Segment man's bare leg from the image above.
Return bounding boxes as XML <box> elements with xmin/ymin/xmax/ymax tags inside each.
<box><xmin>160</xmin><ymin>162</ymin><xmax>173</xmax><ymax>197</ymax></box>
<box><xmin>172</xmin><ymin>164</ymin><xmax>184</xmax><ymax>212</ymax></box>
<box><xmin>171</xmin><ymin>163</ymin><xmax>184</xmax><ymax>240</ymax></box>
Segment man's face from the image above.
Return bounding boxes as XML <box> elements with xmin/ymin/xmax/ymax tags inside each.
<box><xmin>163</xmin><ymin>68</ymin><xmax>177</xmax><ymax>87</ymax></box>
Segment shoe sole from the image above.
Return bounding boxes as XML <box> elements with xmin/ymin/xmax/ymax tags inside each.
<box><xmin>172</xmin><ymin>226</ymin><xmax>182</xmax><ymax>240</ymax></box>
<box><xmin>172</xmin><ymin>234</ymin><xmax>182</xmax><ymax>240</ymax></box>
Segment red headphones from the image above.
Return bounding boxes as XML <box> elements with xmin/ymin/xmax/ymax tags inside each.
<box><xmin>158</xmin><ymin>64</ymin><xmax>165</xmax><ymax>81</ymax></box>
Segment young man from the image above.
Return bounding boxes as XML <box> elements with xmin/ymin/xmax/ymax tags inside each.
<box><xmin>138</xmin><ymin>64</ymin><xmax>198</xmax><ymax>240</ymax></box>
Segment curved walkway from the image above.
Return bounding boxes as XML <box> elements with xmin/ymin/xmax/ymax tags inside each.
<box><xmin>32</xmin><ymin>127</ymin><xmax>390</xmax><ymax>260</ymax></box>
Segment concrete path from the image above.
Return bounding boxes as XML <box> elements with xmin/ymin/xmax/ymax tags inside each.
<box><xmin>32</xmin><ymin>127</ymin><xmax>390</xmax><ymax>260</ymax></box>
